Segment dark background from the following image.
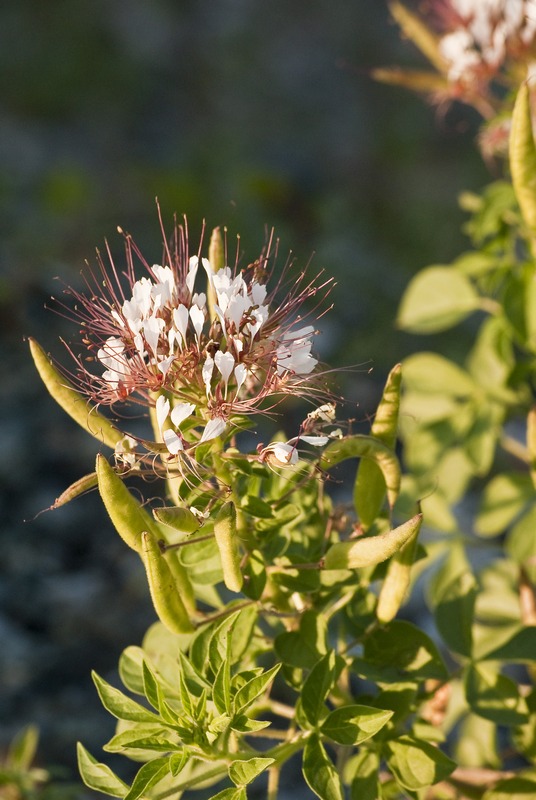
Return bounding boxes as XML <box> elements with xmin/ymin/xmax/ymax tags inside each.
<box><xmin>0</xmin><ymin>0</ymin><xmax>488</xmax><ymax>790</ymax></box>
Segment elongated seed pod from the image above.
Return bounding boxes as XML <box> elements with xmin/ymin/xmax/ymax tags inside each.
<box><xmin>354</xmin><ymin>364</ymin><xmax>402</xmax><ymax>528</ymax></box>
<box><xmin>528</xmin><ymin>408</ymin><xmax>536</xmax><ymax>490</ymax></box>
<box><xmin>376</xmin><ymin>513</ymin><xmax>422</xmax><ymax>624</ymax></box>
<box><xmin>153</xmin><ymin>506</ymin><xmax>201</xmax><ymax>534</ymax></box>
<box><xmin>52</xmin><ymin>472</ymin><xmax>98</xmax><ymax>509</ymax></box>
<box><xmin>213</xmin><ymin>502</ymin><xmax>243</xmax><ymax>593</ymax></box>
<box><xmin>96</xmin><ymin>455</ymin><xmax>197</xmax><ymax>612</ymax></box>
<box><xmin>29</xmin><ymin>338</ymin><xmax>122</xmax><ymax>449</ymax></box>
<box><xmin>141</xmin><ymin>531</ymin><xmax>194</xmax><ymax>634</ymax></box>
<box><xmin>324</xmin><ymin>513</ymin><xmax>423</xmax><ymax>570</ymax></box>
<box><xmin>96</xmin><ymin>454</ymin><xmax>156</xmax><ymax>552</ymax></box>
<box><xmin>510</xmin><ymin>82</ymin><xmax>536</xmax><ymax>254</ymax></box>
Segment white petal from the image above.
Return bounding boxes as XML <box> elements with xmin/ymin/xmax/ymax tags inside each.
<box><xmin>170</xmin><ymin>402</ymin><xmax>196</xmax><ymax>427</ymax></box>
<box><xmin>250</xmin><ymin>281</ymin><xmax>267</xmax><ymax>305</ymax></box>
<box><xmin>173</xmin><ymin>304</ymin><xmax>189</xmax><ymax>346</ymax></box>
<box><xmin>163</xmin><ymin>428</ymin><xmax>184</xmax><ymax>455</ymax></box>
<box><xmin>186</xmin><ymin>256</ymin><xmax>199</xmax><ymax>294</ymax></box>
<box><xmin>202</xmin><ymin>355</ymin><xmax>214</xmax><ymax>396</ymax></box>
<box><xmin>199</xmin><ymin>417</ymin><xmax>226</xmax><ymax>443</ymax></box>
<box><xmin>189</xmin><ymin>304</ymin><xmax>205</xmax><ymax>340</ymax></box>
<box><xmin>156</xmin><ymin>396</ymin><xmax>170</xmax><ymax>434</ymax></box>
<box><xmin>299</xmin><ymin>435</ymin><xmax>329</xmax><ymax>446</ymax></box>
<box><xmin>157</xmin><ymin>355</ymin><xmax>175</xmax><ymax>375</ymax></box>
<box><xmin>234</xmin><ymin>363</ymin><xmax>247</xmax><ymax>394</ymax></box>
<box><xmin>215</xmin><ymin>350</ymin><xmax>235</xmax><ymax>384</ymax></box>
<box><xmin>266</xmin><ymin>442</ymin><xmax>298</xmax><ymax>466</ymax></box>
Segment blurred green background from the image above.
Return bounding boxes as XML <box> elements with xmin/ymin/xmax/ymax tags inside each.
<box><xmin>0</xmin><ymin>0</ymin><xmax>489</xmax><ymax>784</ymax></box>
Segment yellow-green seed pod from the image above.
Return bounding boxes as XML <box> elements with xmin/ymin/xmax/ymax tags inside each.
<box><xmin>96</xmin><ymin>454</ymin><xmax>155</xmax><ymax>552</ymax></box>
<box><xmin>29</xmin><ymin>338</ymin><xmax>122</xmax><ymax>449</ymax></box>
<box><xmin>510</xmin><ymin>82</ymin><xmax>536</xmax><ymax>254</ymax></box>
<box><xmin>207</xmin><ymin>226</ymin><xmax>224</xmax><ymax>323</ymax></box>
<box><xmin>324</xmin><ymin>513</ymin><xmax>423</xmax><ymax>571</ymax></box>
<box><xmin>528</xmin><ymin>407</ymin><xmax>536</xmax><ymax>489</ymax></box>
<box><xmin>213</xmin><ymin>502</ymin><xmax>243</xmax><ymax>593</ymax></box>
<box><xmin>389</xmin><ymin>1</ymin><xmax>446</xmax><ymax>72</ymax></box>
<box><xmin>376</xmin><ymin>513</ymin><xmax>422</xmax><ymax>624</ymax></box>
<box><xmin>354</xmin><ymin>364</ymin><xmax>402</xmax><ymax>529</ymax></box>
<box><xmin>52</xmin><ymin>472</ymin><xmax>98</xmax><ymax>509</ymax></box>
<box><xmin>141</xmin><ymin>531</ymin><xmax>195</xmax><ymax>634</ymax></box>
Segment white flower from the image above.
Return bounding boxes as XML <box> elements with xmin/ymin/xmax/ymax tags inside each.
<box><xmin>260</xmin><ymin>442</ymin><xmax>299</xmax><ymax>466</ymax></box>
<box><xmin>215</xmin><ymin>350</ymin><xmax>235</xmax><ymax>396</ymax></box>
<box><xmin>276</xmin><ymin>326</ymin><xmax>318</xmax><ymax>375</ymax></box>
<box><xmin>200</xmin><ymin>417</ymin><xmax>226</xmax><ymax>443</ymax></box>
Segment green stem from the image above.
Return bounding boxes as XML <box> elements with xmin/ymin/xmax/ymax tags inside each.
<box><xmin>195</xmin><ymin>599</ymin><xmax>256</xmax><ymax>627</ymax></box>
<box><xmin>161</xmin><ymin>532</ymin><xmax>215</xmax><ymax>551</ymax></box>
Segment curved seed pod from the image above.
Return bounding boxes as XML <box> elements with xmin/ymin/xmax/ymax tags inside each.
<box><xmin>389</xmin><ymin>1</ymin><xmax>446</xmax><ymax>71</ymax></box>
<box><xmin>528</xmin><ymin>407</ymin><xmax>536</xmax><ymax>489</ymax></box>
<box><xmin>324</xmin><ymin>513</ymin><xmax>423</xmax><ymax>570</ymax></box>
<box><xmin>29</xmin><ymin>338</ymin><xmax>122</xmax><ymax>449</ymax></box>
<box><xmin>376</xmin><ymin>513</ymin><xmax>422</xmax><ymax>624</ymax></box>
<box><xmin>510</xmin><ymin>82</ymin><xmax>536</xmax><ymax>252</ymax></box>
<box><xmin>141</xmin><ymin>531</ymin><xmax>195</xmax><ymax>634</ymax></box>
<box><xmin>320</xmin><ymin>435</ymin><xmax>401</xmax><ymax>511</ymax></box>
<box><xmin>153</xmin><ymin>506</ymin><xmax>201</xmax><ymax>534</ymax></box>
<box><xmin>96</xmin><ymin>454</ymin><xmax>156</xmax><ymax>552</ymax></box>
<box><xmin>207</xmin><ymin>227</ymin><xmax>224</xmax><ymax>323</ymax></box>
<box><xmin>354</xmin><ymin>364</ymin><xmax>402</xmax><ymax>528</ymax></box>
<box><xmin>213</xmin><ymin>502</ymin><xmax>243</xmax><ymax>593</ymax></box>
<box><xmin>52</xmin><ymin>472</ymin><xmax>98</xmax><ymax>509</ymax></box>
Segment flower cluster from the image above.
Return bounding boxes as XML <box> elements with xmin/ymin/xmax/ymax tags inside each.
<box><xmin>436</xmin><ymin>0</ymin><xmax>536</xmax><ymax>89</ymax></box>
<box><xmin>61</xmin><ymin>220</ymin><xmax>331</xmax><ymax>460</ymax></box>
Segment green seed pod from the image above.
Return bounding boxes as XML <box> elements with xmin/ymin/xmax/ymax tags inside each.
<box><xmin>207</xmin><ymin>227</ymin><xmax>224</xmax><ymax>323</ymax></box>
<box><xmin>213</xmin><ymin>502</ymin><xmax>243</xmax><ymax>593</ymax></box>
<box><xmin>96</xmin><ymin>454</ymin><xmax>155</xmax><ymax>552</ymax></box>
<box><xmin>510</xmin><ymin>82</ymin><xmax>536</xmax><ymax>253</ymax></box>
<box><xmin>141</xmin><ymin>531</ymin><xmax>195</xmax><ymax>634</ymax></box>
<box><xmin>153</xmin><ymin>506</ymin><xmax>201</xmax><ymax>534</ymax></box>
<box><xmin>376</xmin><ymin>513</ymin><xmax>422</xmax><ymax>624</ymax></box>
<box><xmin>354</xmin><ymin>364</ymin><xmax>402</xmax><ymax>528</ymax></box>
<box><xmin>29</xmin><ymin>338</ymin><xmax>122</xmax><ymax>449</ymax></box>
<box><xmin>52</xmin><ymin>472</ymin><xmax>98</xmax><ymax>509</ymax></box>
<box><xmin>324</xmin><ymin>513</ymin><xmax>423</xmax><ymax>570</ymax></box>
<box><xmin>528</xmin><ymin>407</ymin><xmax>536</xmax><ymax>489</ymax></box>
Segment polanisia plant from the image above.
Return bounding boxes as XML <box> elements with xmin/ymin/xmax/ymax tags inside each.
<box><xmin>29</xmin><ymin>213</ymin><xmax>465</xmax><ymax>800</ymax></box>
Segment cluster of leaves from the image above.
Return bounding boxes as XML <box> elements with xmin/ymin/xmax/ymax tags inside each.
<box><xmin>0</xmin><ymin>726</ymin><xmax>78</xmax><ymax>800</ymax></box>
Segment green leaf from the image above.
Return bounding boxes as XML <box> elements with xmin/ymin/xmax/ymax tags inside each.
<box><xmin>302</xmin><ymin>735</ymin><xmax>344</xmax><ymax>800</ymax></box>
<box><xmin>324</xmin><ymin>513</ymin><xmax>422</xmax><ymax>570</ymax></box>
<box><xmin>142</xmin><ymin>661</ymin><xmax>178</xmax><ymax>725</ymax></box>
<box><xmin>275</xmin><ymin>610</ymin><xmax>327</xmax><ymax>668</ymax></box>
<box><xmin>319</xmin><ymin>434</ymin><xmax>400</xmax><ymax>510</ymax></box>
<box><xmin>301</xmin><ymin>651</ymin><xmax>336</xmax><ymax>726</ymax></box>
<box><xmin>466</xmin><ymin>317</ymin><xmax>516</xmax><ymax>403</ymax></box>
<box><xmin>77</xmin><ymin>743</ymin><xmax>129</xmax><ymax>797</ymax></box>
<box><xmin>228</xmin><ymin>757</ymin><xmax>275</xmax><ymax>786</ymax></box>
<box><xmin>7</xmin><ymin>725</ymin><xmax>39</xmax><ymax>770</ymax></box>
<box><xmin>481</xmin><ymin>626</ymin><xmax>536</xmax><ymax>662</ymax></box>
<box><xmin>385</xmin><ymin>736</ymin><xmax>456</xmax><ymax>791</ymax></box>
<box><xmin>361</xmin><ymin>620</ymin><xmax>448</xmax><ymax>682</ymax></box>
<box><xmin>241</xmin><ymin>495</ymin><xmax>274</xmax><ymax>518</ymax></box>
<box><xmin>464</xmin><ymin>663</ymin><xmax>529</xmax><ymax>726</ymax></box>
<box><xmin>210</xmin><ymin>789</ymin><xmax>247</xmax><ymax>800</ymax></box>
<box><xmin>397</xmin><ymin>266</ymin><xmax>480</xmax><ymax>333</ymax></box>
<box><xmin>475</xmin><ymin>473</ymin><xmax>533</xmax><ymax>536</ymax></box>
<box><xmin>483</xmin><ymin>776</ymin><xmax>536</xmax><ymax>799</ymax></box>
<box><xmin>104</xmin><ymin>729</ymin><xmax>178</xmax><ymax>754</ymax></box>
<box><xmin>92</xmin><ymin>672</ymin><xmax>160</xmax><ymax>723</ymax></box>
<box><xmin>403</xmin><ymin>353</ymin><xmax>475</xmax><ymax>398</ymax></box>
<box><xmin>242</xmin><ymin>550</ymin><xmax>266</xmax><ymax>600</ymax></box>
<box><xmin>321</xmin><ymin>705</ymin><xmax>392</xmax><ymax>745</ymax></box>
<box><xmin>213</xmin><ymin>636</ymin><xmax>232</xmax><ymax>716</ymax></box>
<box><xmin>123</xmin><ymin>757</ymin><xmax>171</xmax><ymax>800</ymax></box>
<box><xmin>233</xmin><ymin>664</ymin><xmax>281</xmax><ymax>715</ymax></box>
<box><xmin>118</xmin><ymin>647</ymin><xmax>146</xmax><ymax>696</ymax></box>
<box><xmin>348</xmin><ymin>750</ymin><xmax>380</xmax><ymax>800</ymax></box>
<box><xmin>507</xmin><ymin>504</ymin><xmax>536</xmax><ymax>571</ymax></box>
<box><xmin>434</xmin><ymin>571</ymin><xmax>477</xmax><ymax>658</ymax></box>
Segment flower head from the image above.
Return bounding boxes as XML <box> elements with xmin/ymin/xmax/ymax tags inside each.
<box><xmin>58</xmin><ymin>215</ymin><xmax>332</xmax><ymax>464</ymax></box>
